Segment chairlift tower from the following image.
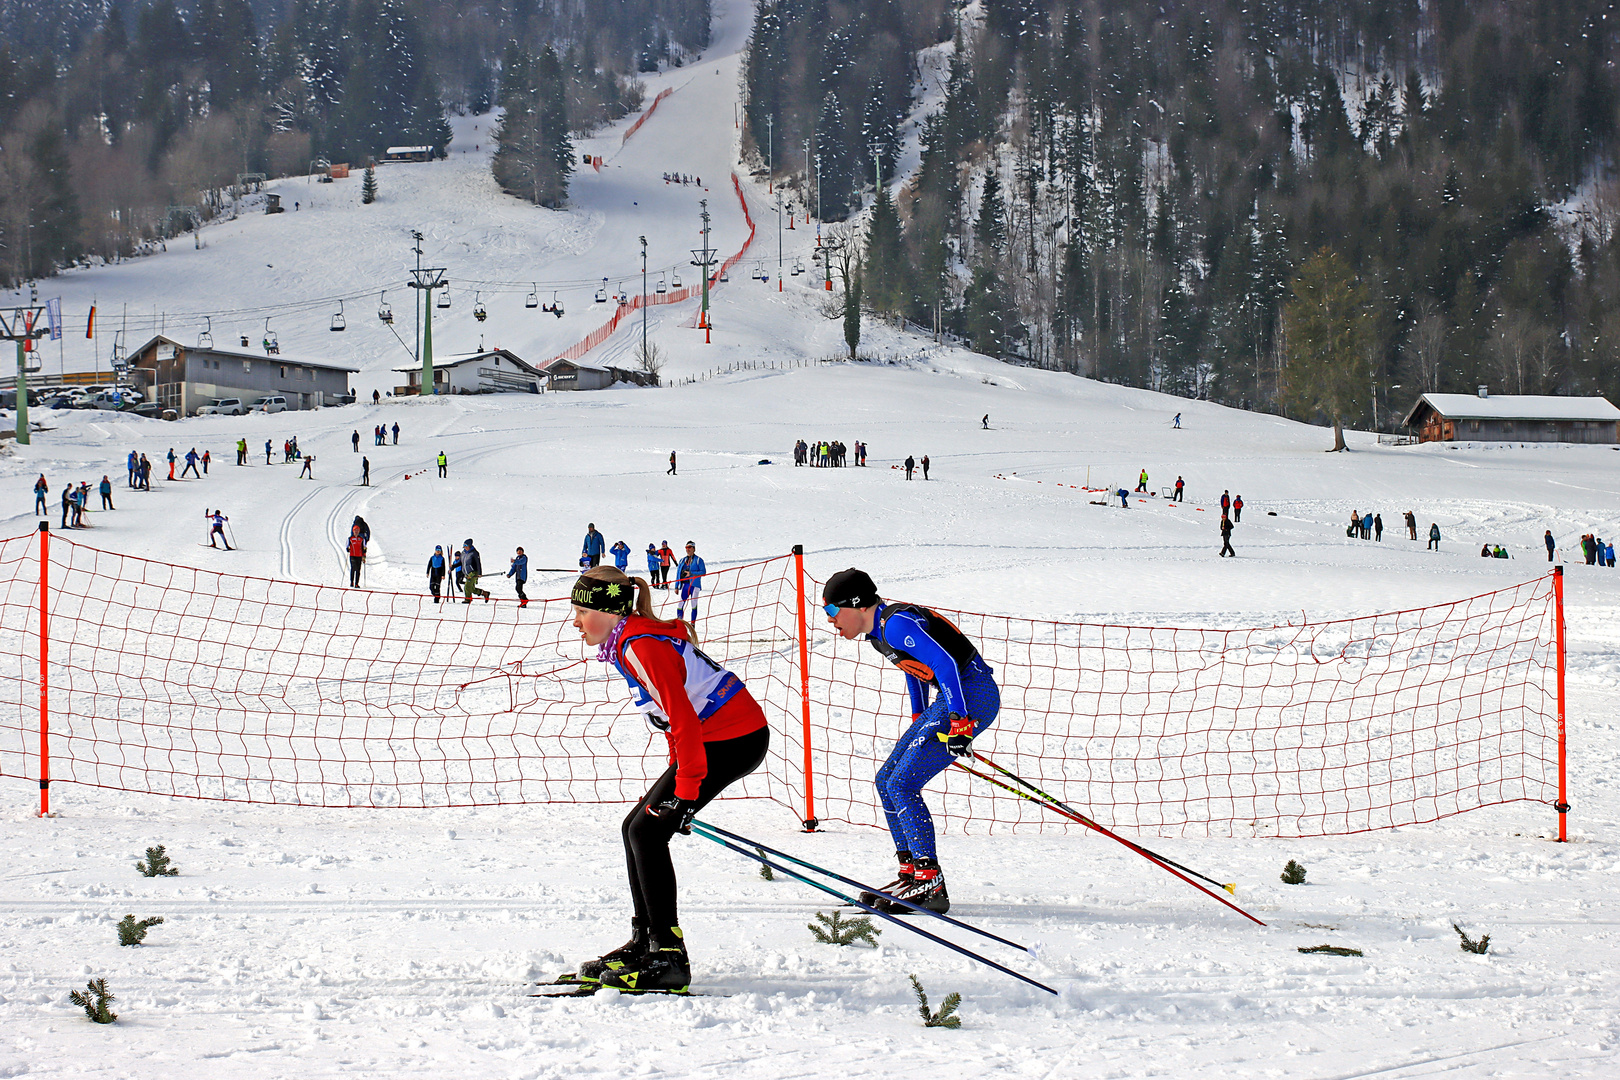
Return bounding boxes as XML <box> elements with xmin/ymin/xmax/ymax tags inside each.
<box><xmin>690</xmin><ymin>200</ymin><xmax>717</xmax><ymax>342</ymax></box>
<box><xmin>2</xmin><ymin>302</ymin><xmax>51</xmax><ymax>446</ymax></box>
<box><xmin>406</xmin><ymin>230</ymin><xmax>448</xmax><ymax>395</ymax></box>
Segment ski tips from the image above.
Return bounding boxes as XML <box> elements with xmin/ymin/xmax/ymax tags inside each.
<box><xmin>1223</xmin><ymin>883</ymin><xmax>1237</xmax><ymax>895</ymax></box>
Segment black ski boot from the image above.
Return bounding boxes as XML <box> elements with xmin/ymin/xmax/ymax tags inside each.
<box><xmin>576</xmin><ymin>921</ymin><xmax>649</xmax><ymax>982</ymax></box>
<box><xmin>857</xmin><ymin>850</ymin><xmax>914</xmax><ymax>907</ymax></box>
<box><xmin>878</xmin><ymin>857</ymin><xmax>949</xmax><ymax>915</ymax></box>
<box><xmin>598</xmin><ymin>927</ymin><xmax>690</xmax><ymax>993</ymax></box>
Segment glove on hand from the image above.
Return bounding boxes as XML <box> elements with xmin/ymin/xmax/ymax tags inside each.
<box><xmin>936</xmin><ymin>713</ymin><xmax>976</xmax><ymax>758</ymax></box>
<box><xmin>647</xmin><ymin>796</ymin><xmax>699</xmax><ymax>834</ymax></box>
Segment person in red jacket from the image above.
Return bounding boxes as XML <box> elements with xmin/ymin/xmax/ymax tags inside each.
<box><xmin>347</xmin><ymin>525</ymin><xmax>366</xmax><ymax>586</ymax></box>
<box><xmin>568</xmin><ymin>566</ymin><xmax>769</xmax><ymax>993</ymax></box>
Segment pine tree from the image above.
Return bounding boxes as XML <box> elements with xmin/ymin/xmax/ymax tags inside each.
<box><xmin>844</xmin><ymin>264</ymin><xmax>862</xmax><ymax>358</ymax></box>
<box><xmin>816</xmin><ymin>91</ymin><xmax>855</xmax><ymax>220</ymax></box>
<box><xmin>863</xmin><ymin>182</ymin><xmax>903</xmax><ymax>315</ymax></box>
<box><xmin>975</xmin><ymin>171</ymin><xmax>1006</xmax><ymax>255</ymax></box>
<box><xmin>1280</xmin><ymin>248</ymin><xmax>1377</xmax><ymax>451</ymax></box>
<box><xmin>361</xmin><ymin>163</ymin><xmax>377</xmax><ymax>203</ymax></box>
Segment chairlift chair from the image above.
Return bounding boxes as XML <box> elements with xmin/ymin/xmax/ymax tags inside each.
<box><xmin>526</xmin><ymin>284</ymin><xmax>539</xmax><ymax>309</ymax></box>
<box><xmin>793</xmin><ymin>258</ymin><xmax>805</xmax><ymax>276</ymax></box>
<box><xmin>720</xmin><ymin>266</ymin><xmax>729</xmax><ymax>282</ymax></box>
<box><xmin>671</xmin><ymin>271</ymin><xmax>682</xmax><ymax>288</ymax></box>
<box><xmin>551</xmin><ymin>291</ymin><xmax>564</xmax><ymax>317</ymax></box>
<box><xmin>263</xmin><ymin>318</ymin><xmax>280</xmax><ymax>355</ymax></box>
<box><xmin>657</xmin><ymin>273</ymin><xmax>667</xmax><ymax>294</ymax></box>
<box><xmin>751</xmin><ymin>263</ymin><xmax>763</xmax><ymax>280</ymax></box>
<box><xmin>378</xmin><ymin>291</ymin><xmax>394</xmax><ymax>324</ymax></box>
<box><xmin>595</xmin><ymin>279</ymin><xmax>609</xmax><ymax>303</ymax></box>
<box><xmin>330</xmin><ymin>299</ymin><xmax>347</xmax><ymax>332</ymax></box>
<box><xmin>436</xmin><ymin>288</ymin><xmax>450</xmax><ymax>310</ymax></box>
<box><xmin>616</xmin><ymin>283</ymin><xmax>628</xmax><ymax>306</ymax></box>
<box><xmin>473</xmin><ymin>291</ymin><xmax>487</xmax><ymax>322</ymax></box>
<box><xmin>198</xmin><ymin>316</ymin><xmax>214</xmax><ymax>348</ymax></box>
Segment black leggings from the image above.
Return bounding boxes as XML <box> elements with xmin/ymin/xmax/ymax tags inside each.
<box><xmin>622</xmin><ymin>726</ymin><xmax>769</xmax><ymax>935</ymax></box>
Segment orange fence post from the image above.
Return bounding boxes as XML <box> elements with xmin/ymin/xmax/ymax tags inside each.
<box><xmin>1553</xmin><ymin>565</ymin><xmax>1568</xmax><ymax>841</ymax></box>
<box><xmin>37</xmin><ymin>521</ymin><xmax>49</xmax><ymax>817</ymax></box>
<box><xmin>793</xmin><ymin>545</ymin><xmax>818</xmax><ymax>831</ymax></box>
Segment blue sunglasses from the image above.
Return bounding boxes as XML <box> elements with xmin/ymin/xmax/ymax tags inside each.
<box><xmin>823</xmin><ymin>602</ymin><xmax>846</xmax><ymax>618</ymax></box>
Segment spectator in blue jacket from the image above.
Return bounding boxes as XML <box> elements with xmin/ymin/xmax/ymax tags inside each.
<box><xmin>507</xmin><ymin>547</ymin><xmax>529</xmax><ymax>607</ymax></box>
<box><xmin>611</xmin><ymin>539</ymin><xmax>631</xmax><ymax>570</ymax></box>
<box><xmin>675</xmin><ymin>541</ymin><xmax>706</xmax><ymax>622</ymax></box>
<box><xmin>645</xmin><ymin>543</ymin><xmax>660</xmax><ymax>581</ymax></box>
<box><xmin>582</xmin><ymin>523</ymin><xmax>607</xmax><ymax>567</ymax></box>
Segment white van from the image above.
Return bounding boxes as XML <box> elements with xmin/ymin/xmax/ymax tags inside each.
<box><xmin>89</xmin><ymin>389</ymin><xmax>142</xmax><ymax>410</ymax></box>
<box><xmin>249</xmin><ymin>395</ymin><xmax>288</xmax><ymax>414</ymax></box>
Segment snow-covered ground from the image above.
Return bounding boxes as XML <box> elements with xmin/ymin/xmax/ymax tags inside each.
<box><xmin>3</xmin><ymin>0</ymin><xmax>1620</xmax><ymax>1075</ymax></box>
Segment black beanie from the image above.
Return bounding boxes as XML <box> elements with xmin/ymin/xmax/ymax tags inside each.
<box><xmin>822</xmin><ymin>568</ymin><xmax>879</xmax><ymax>609</ymax></box>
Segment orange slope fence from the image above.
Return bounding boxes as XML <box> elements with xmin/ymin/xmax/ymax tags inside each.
<box><xmin>550</xmin><ymin>172</ymin><xmax>757</xmax><ymax>364</ymax></box>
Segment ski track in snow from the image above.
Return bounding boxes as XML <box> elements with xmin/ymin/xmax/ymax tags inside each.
<box><xmin>3</xmin><ymin>0</ymin><xmax>1620</xmax><ymax>1075</ymax></box>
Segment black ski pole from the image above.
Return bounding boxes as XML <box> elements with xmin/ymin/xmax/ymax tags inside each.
<box><xmin>957</xmin><ymin>754</ymin><xmax>1264</xmax><ymax>927</ymax></box>
<box><xmin>692</xmin><ymin>818</ymin><xmax>1030</xmax><ymax>954</ymax></box>
<box><xmin>688</xmin><ymin>821</ymin><xmax>1057</xmax><ymax>996</ymax></box>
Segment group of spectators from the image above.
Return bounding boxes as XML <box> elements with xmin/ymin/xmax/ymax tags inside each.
<box><xmin>795</xmin><ymin>439</ymin><xmax>863</xmax><ymax>467</ymax></box>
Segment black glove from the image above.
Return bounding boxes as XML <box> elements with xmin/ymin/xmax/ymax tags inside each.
<box><xmin>936</xmin><ymin>713</ymin><xmax>976</xmax><ymax>758</ymax></box>
<box><xmin>646</xmin><ymin>796</ymin><xmax>699</xmax><ymax>834</ymax></box>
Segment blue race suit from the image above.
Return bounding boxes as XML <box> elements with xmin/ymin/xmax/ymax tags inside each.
<box><xmin>866</xmin><ymin>603</ymin><xmax>999</xmax><ymax>860</ymax></box>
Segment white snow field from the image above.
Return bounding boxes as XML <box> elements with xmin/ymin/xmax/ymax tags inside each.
<box><xmin>3</xmin><ymin>1</ymin><xmax>1620</xmax><ymax>1076</ymax></box>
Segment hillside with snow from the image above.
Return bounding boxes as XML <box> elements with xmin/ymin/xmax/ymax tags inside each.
<box><xmin>1</xmin><ymin>0</ymin><xmax>1618</xmax><ymax>1076</ymax></box>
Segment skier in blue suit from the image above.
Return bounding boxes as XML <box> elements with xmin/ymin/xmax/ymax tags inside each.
<box><xmin>822</xmin><ymin>567</ymin><xmax>998</xmax><ymax>916</ymax></box>
<box><xmin>674</xmin><ymin>542</ymin><xmax>706</xmax><ymax>622</ymax></box>
<box><xmin>645</xmin><ymin>543</ymin><xmax>661</xmax><ymax>581</ymax></box>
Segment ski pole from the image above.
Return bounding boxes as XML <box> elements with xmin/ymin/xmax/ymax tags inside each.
<box><xmin>969</xmin><ymin>753</ymin><xmax>1236</xmax><ymax>895</ymax></box>
<box><xmin>691</xmin><ymin>819</ymin><xmax>1030</xmax><ymax>954</ymax></box>
<box><xmin>956</xmin><ymin>754</ymin><xmax>1264</xmax><ymax>927</ymax></box>
<box><xmin>688</xmin><ymin>820</ymin><xmax>1057</xmax><ymax>996</ymax></box>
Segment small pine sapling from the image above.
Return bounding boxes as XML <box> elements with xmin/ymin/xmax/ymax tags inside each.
<box><xmin>117</xmin><ymin>914</ymin><xmax>164</xmax><ymax>946</ymax></box>
<box><xmin>1454</xmin><ymin>923</ymin><xmax>1491</xmax><ymax>954</ymax></box>
<box><xmin>1280</xmin><ymin>859</ymin><xmax>1307</xmax><ymax>884</ymax></box>
<box><xmin>909</xmin><ymin>974</ymin><xmax>962</xmax><ymax>1028</ymax></box>
<box><xmin>757</xmin><ymin>847</ymin><xmax>774</xmax><ymax>881</ymax></box>
<box><xmin>1298</xmin><ymin>944</ymin><xmax>1363</xmax><ymax>957</ymax></box>
<box><xmin>808</xmin><ymin>910</ymin><xmax>881</xmax><ymax>947</ymax></box>
<box><xmin>69</xmin><ymin>978</ymin><xmax>117</xmax><ymax>1023</ymax></box>
<box><xmin>135</xmin><ymin>845</ymin><xmax>178</xmax><ymax>877</ymax></box>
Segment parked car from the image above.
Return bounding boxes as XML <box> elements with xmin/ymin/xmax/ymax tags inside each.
<box><xmin>46</xmin><ymin>390</ymin><xmax>91</xmax><ymax>409</ymax></box>
<box><xmin>196</xmin><ymin>398</ymin><xmax>245</xmax><ymax>416</ymax></box>
<box><xmin>248</xmin><ymin>395</ymin><xmax>287</xmax><ymax>414</ymax></box>
<box><xmin>89</xmin><ymin>389</ymin><xmax>143</xmax><ymax>410</ymax></box>
<box><xmin>131</xmin><ymin>402</ymin><xmax>165</xmax><ymax>419</ymax></box>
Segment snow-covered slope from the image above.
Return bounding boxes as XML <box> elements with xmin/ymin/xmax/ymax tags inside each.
<box><xmin>2</xmin><ymin>0</ymin><xmax>1619</xmax><ymax>1076</ymax></box>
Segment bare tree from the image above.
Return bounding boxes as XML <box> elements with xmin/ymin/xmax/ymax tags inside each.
<box><xmin>635</xmin><ymin>339</ymin><xmax>664</xmax><ymax>386</ymax></box>
<box><xmin>1401</xmin><ymin>298</ymin><xmax>1447</xmax><ymax>394</ymax></box>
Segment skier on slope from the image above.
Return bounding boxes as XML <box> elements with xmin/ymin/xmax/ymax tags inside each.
<box><xmin>207</xmin><ymin>509</ymin><xmax>232</xmax><ymax>549</ymax></box>
<box><xmin>347</xmin><ymin>525</ymin><xmax>366</xmax><ymax>586</ymax></box>
<box><xmin>566</xmin><ymin>566</ymin><xmax>769</xmax><ymax>992</ymax></box>
<box><xmin>821</xmin><ymin>568</ymin><xmax>998</xmax><ymax>915</ymax></box>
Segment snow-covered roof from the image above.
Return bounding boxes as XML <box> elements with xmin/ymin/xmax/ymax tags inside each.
<box><xmin>132</xmin><ymin>334</ymin><xmax>359</xmax><ymax>373</ymax></box>
<box><xmin>1404</xmin><ymin>393</ymin><xmax>1620</xmax><ymax>425</ymax></box>
<box><xmin>390</xmin><ymin>349</ymin><xmax>537</xmax><ymax>374</ymax></box>
<box><xmin>540</xmin><ymin>359</ymin><xmax>612</xmax><ymax>374</ymax></box>
<box><xmin>384</xmin><ymin>146</ymin><xmax>433</xmax><ymax>155</ymax></box>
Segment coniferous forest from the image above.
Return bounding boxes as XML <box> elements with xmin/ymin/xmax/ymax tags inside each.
<box><xmin>0</xmin><ymin>0</ymin><xmax>709</xmax><ymax>286</ymax></box>
<box><xmin>745</xmin><ymin>0</ymin><xmax>1620</xmax><ymax>427</ymax></box>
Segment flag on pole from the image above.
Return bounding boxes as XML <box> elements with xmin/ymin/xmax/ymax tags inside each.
<box><xmin>45</xmin><ymin>297</ymin><xmax>62</xmax><ymax>341</ymax></box>
<box><xmin>86</xmin><ymin>304</ymin><xmax>96</xmax><ymax>338</ymax></box>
